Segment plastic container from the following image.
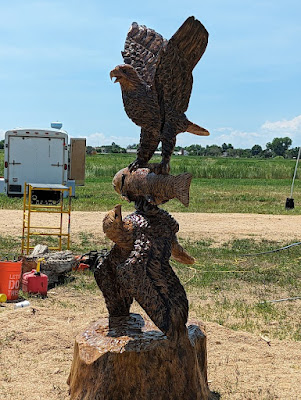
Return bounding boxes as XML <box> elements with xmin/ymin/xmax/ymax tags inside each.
<box><xmin>22</xmin><ymin>258</ymin><xmax>48</xmax><ymax>296</ymax></box>
<box><xmin>22</xmin><ymin>270</ymin><xmax>48</xmax><ymax>296</ymax></box>
<box><xmin>0</xmin><ymin>293</ymin><xmax>7</xmax><ymax>302</ymax></box>
<box><xmin>0</xmin><ymin>261</ymin><xmax>22</xmax><ymax>300</ymax></box>
<box><xmin>14</xmin><ymin>300</ymin><xmax>30</xmax><ymax>309</ymax></box>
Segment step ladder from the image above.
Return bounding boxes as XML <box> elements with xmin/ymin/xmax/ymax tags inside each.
<box><xmin>22</xmin><ymin>183</ymin><xmax>72</xmax><ymax>255</ymax></box>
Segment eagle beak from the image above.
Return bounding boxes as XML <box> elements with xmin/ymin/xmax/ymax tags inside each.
<box><xmin>110</xmin><ymin>68</ymin><xmax>120</xmax><ymax>83</ymax></box>
<box><xmin>110</xmin><ymin>70</ymin><xmax>115</xmax><ymax>81</ymax></box>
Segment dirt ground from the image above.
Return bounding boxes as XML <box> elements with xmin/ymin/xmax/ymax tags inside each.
<box><xmin>2</xmin><ymin>209</ymin><xmax>301</xmax><ymax>243</ymax></box>
<box><xmin>1</xmin><ymin>210</ymin><xmax>301</xmax><ymax>399</ymax></box>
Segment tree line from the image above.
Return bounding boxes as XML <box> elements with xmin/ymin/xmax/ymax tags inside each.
<box><xmin>108</xmin><ymin>137</ymin><xmax>299</xmax><ymax>158</ymax></box>
<box><xmin>180</xmin><ymin>137</ymin><xmax>297</xmax><ymax>158</ymax></box>
<box><xmin>1</xmin><ymin>137</ymin><xmax>299</xmax><ymax>158</ymax></box>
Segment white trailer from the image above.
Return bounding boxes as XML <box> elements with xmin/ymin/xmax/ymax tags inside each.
<box><xmin>1</xmin><ymin>126</ymin><xmax>85</xmax><ymax>196</ymax></box>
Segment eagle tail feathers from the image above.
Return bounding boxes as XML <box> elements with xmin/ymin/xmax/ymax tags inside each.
<box><xmin>187</xmin><ymin>121</ymin><xmax>209</xmax><ymax>136</ymax></box>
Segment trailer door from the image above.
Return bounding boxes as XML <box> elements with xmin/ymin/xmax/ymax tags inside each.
<box><xmin>8</xmin><ymin>136</ymin><xmax>65</xmax><ymax>192</ymax></box>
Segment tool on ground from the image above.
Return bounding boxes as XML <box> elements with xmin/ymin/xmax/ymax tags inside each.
<box><xmin>73</xmin><ymin>250</ymin><xmax>108</xmax><ymax>272</ymax></box>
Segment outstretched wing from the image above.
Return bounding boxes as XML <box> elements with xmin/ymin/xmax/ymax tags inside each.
<box><xmin>122</xmin><ymin>22</ymin><xmax>167</xmax><ymax>86</ymax></box>
<box><xmin>155</xmin><ymin>16</ymin><xmax>208</xmax><ymax>113</ymax></box>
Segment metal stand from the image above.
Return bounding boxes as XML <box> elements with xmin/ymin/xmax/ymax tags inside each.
<box><xmin>286</xmin><ymin>146</ymin><xmax>301</xmax><ymax>209</ymax></box>
<box><xmin>22</xmin><ymin>183</ymin><xmax>72</xmax><ymax>255</ymax></box>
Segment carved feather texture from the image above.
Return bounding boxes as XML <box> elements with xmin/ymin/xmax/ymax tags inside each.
<box><xmin>98</xmin><ymin>204</ymin><xmax>189</xmax><ymax>340</ymax></box>
<box><xmin>111</xmin><ymin>16</ymin><xmax>209</xmax><ymax>171</ymax></box>
<box><xmin>122</xmin><ymin>22</ymin><xmax>166</xmax><ymax>86</ymax></box>
<box><xmin>118</xmin><ymin>208</ymin><xmax>188</xmax><ymax>340</ymax></box>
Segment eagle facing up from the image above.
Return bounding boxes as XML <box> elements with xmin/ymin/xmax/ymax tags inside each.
<box><xmin>110</xmin><ymin>16</ymin><xmax>210</xmax><ymax>173</ymax></box>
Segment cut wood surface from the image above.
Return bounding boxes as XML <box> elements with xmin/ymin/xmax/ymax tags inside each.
<box><xmin>1</xmin><ymin>210</ymin><xmax>301</xmax><ymax>243</ymax></box>
<box><xmin>68</xmin><ymin>313</ymin><xmax>215</xmax><ymax>400</ymax></box>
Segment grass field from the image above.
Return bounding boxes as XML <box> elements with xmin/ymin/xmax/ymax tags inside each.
<box><xmin>0</xmin><ymin>230</ymin><xmax>300</xmax><ymax>342</ymax></box>
<box><xmin>0</xmin><ymin>151</ymin><xmax>300</xmax><ymax>399</ymax></box>
<box><xmin>1</xmin><ymin>151</ymin><xmax>301</xmax><ymax>214</ymax></box>
<box><xmin>0</xmin><ymin>150</ymin><xmax>300</xmax><ymax>340</ymax></box>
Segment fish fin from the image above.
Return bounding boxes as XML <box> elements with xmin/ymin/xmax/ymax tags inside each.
<box><xmin>174</xmin><ymin>173</ymin><xmax>192</xmax><ymax>207</ymax></box>
<box><xmin>171</xmin><ymin>239</ymin><xmax>195</xmax><ymax>265</ymax></box>
<box><xmin>187</xmin><ymin>120</ymin><xmax>209</xmax><ymax>136</ymax></box>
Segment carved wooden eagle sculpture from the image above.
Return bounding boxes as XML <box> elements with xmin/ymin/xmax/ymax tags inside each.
<box><xmin>96</xmin><ymin>203</ymin><xmax>190</xmax><ymax>341</ymax></box>
<box><xmin>110</xmin><ymin>16</ymin><xmax>209</xmax><ymax>173</ymax></box>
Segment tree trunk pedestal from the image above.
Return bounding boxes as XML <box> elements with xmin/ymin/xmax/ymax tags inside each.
<box><xmin>67</xmin><ymin>313</ymin><xmax>215</xmax><ymax>400</ymax></box>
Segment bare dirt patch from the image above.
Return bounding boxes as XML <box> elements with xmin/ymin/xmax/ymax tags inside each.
<box><xmin>0</xmin><ymin>285</ymin><xmax>300</xmax><ymax>400</ymax></box>
<box><xmin>1</xmin><ymin>210</ymin><xmax>301</xmax><ymax>399</ymax></box>
<box><xmin>2</xmin><ymin>209</ymin><xmax>301</xmax><ymax>244</ymax></box>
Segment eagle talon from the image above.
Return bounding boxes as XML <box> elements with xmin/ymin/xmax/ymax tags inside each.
<box><xmin>128</xmin><ymin>159</ymin><xmax>145</xmax><ymax>172</ymax></box>
<box><xmin>159</xmin><ymin>161</ymin><xmax>170</xmax><ymax>175</ymax></box>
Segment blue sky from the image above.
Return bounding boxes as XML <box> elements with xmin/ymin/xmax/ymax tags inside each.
<box><xmin>0</xmin><ymin>0</ymin><xmax>300</xmax><ymax>149</ymax></box>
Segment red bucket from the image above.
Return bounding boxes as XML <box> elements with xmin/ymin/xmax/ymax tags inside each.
<box><xmin>0</xmin><ymin>261</ymin><xmax>22</xmax><ymax>300</ymax></box>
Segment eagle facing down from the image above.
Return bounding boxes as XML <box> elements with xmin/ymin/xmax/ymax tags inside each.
<box><xmin>110</xmin><ymin>16</ymin><xmax>210</xmax><ymax>173</ymax></box>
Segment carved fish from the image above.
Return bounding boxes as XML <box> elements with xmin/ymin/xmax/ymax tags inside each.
<box><xmin>113</xmin><ymin>167</ymin><xmax>192</xmax><ymax>207</ymax></box>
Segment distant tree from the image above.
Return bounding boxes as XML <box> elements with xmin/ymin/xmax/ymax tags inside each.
<box><xmin>262</xmin><ymin>149</ymin><xmax>273</xmax><ymax>158</ymax></box>
<box><xmin>241</xmin><ymin>149</ymin><xmax>252</xmax><ymax>158</ymax></box>
<box><xmin>251</xmin><ymin>144</ymin><xmax>263</xmax><ymax>157</ymax></box>
<box><xmin>226</xmin><ymin>148</ymin><xmax>237</xmax><ymax>157</ymax></box>
<box><xmin>205</xmin><ymin>145</ymin><xmax>222</xmax><ymax>157</ymax></box>
<box><xmin>86</xmin><ymin>146</ymin><xmax>95</xmax><ymax>155</ymax></box>
<box><xmin>266</xmin><ymin>137</ymin><xmax>292</xmax><ymax>157</ymax></box>
<box><xmin>232</xmin><ymin>148</ymin><xmax>251</xmax><ymax>158</ymax></box>
<box><xmin>0</xmin><ymin>140</ymin><xmax>4</xmax><ymax>149</ymax></box>
<box><xmin>127</xmin><ymin>143</ymin><xmax>139</xmax><ymax>149</ymax></box>
<box><xmin>111</xmin><ymin>143</ymin><xmax>126</xmax><ymax>153</ymax></box>
<box><xmin>186</xmin><ymin>144</ymin><xmax>204</xmax><ymax>156</ymax></box>
<box><xmin>222</xmin><ymin>143</ymin><xmax>233</xmax><ymax>152</ymax></box>
<box><xmin>285</xmin><ymin>146</ymin><xmax>300</xmax><ymax>159</ymax></box>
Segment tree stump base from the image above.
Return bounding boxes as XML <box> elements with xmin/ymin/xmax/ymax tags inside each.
<box><xmin>68</xmin><ymin>313</ymin><xmax>216</xmax><ymax>400</ymax></box>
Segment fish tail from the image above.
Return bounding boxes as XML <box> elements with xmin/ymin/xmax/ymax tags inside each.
<box><xmin>174</xmin><ymin>173</ymin><xmax>192</xmax><ymax>207</ymax></box>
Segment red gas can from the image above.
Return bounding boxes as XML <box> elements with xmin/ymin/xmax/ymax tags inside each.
<box><xmin>22</xmin><ymin>269</ymin><xmax>48</xmax><ymax>296</ymax></box>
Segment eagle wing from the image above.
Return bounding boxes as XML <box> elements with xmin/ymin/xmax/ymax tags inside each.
<box><xmin>122</xmin><ymin>22</ymin><xmax>167</xmax><ymax>86</ymax></box>
<box><xmin>117</xmin><ymin>236</ymin><xmax>188</xmax><ymax>339</ymax></box>
<box><xmin>155</xmin><ymin>16</ymin><xmax>208</xmax><ymax>113</ymax></box>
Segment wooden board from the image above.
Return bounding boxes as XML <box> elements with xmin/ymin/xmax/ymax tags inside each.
<box><xmin>69</xmin><ymin>138</ymin><xmax>86</xmax><ymax>185</ymax></box>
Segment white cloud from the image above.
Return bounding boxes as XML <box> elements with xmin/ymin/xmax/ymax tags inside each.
<box><xmin>261</xmin><ymin>115</ymin><xmax>301</xmax><ymax>132</ymax></box>
<box><xmin>201</xmin><ymin>115</ymin><xmax>301</xmax><ymax>149</ymax></box>
<box><xmin>177</xmin><ymin>127</ymin><xmax>263</xmax><ymax>149</ymax></box>
<box><xmin>214</xmin><ymin>129</ymin><xmax>261</xmax><ymax>148</ymax></box>
<box><xmin>0</xmin><ymin>129</ymin><xmax>4</xmax><ymax>140</ymax></box>
<box><xmin>81</xmin><ymin>132</ymin><xmax>139</xmax><ymax>148</ymax></box>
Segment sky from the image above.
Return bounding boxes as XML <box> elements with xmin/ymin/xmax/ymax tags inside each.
<box><xmin>0</xmin><ymin>0</ymin><xmax>300</xmax><ymax>149</ymax></box>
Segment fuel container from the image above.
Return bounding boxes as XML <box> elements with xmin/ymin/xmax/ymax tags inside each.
<box><xmin>22</xmin><ymin>269</ymin><xmax>48</xmax><ymax>296</ymax></box>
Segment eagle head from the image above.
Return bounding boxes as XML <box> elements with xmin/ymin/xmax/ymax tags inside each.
<box><xmin>110</xmin><ymin>64</ymin><xmax>142</xmax><ymax>90</ymax></box>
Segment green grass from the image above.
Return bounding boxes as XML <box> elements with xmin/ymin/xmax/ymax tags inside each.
<box><xmin>0</xmin><ymin>151</ymin><xmax>300</xmax><ymax>213</ymax></box>
<box><xmin>172</xmin><ymin>237</ymin><xmax>301</xmax><ymax>341</ymax></box>
<box><xmin>1</xmin><ymin>232</ymin><xmax>300</xmax><ymax>340</ymax></box>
